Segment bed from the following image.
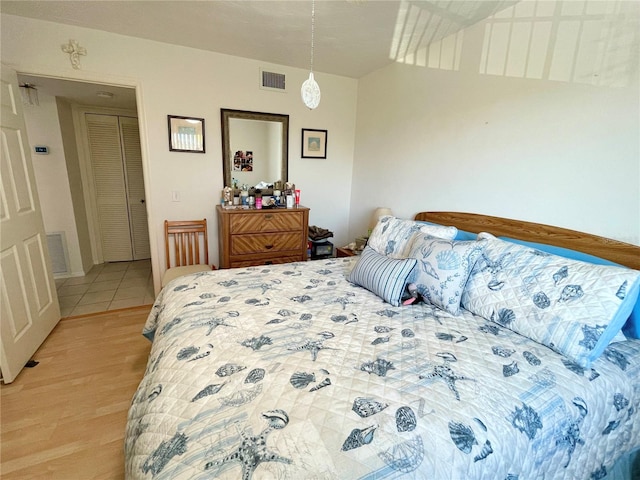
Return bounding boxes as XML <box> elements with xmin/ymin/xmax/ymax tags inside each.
<box><xmin>125</xmin><ymin>212</ymin><xmax>640</xmax><ymax>479</ymax></box>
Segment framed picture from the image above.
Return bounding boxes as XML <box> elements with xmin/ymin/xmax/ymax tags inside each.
<box><xmin>168</xmin><ymin>115</ymin><xmax>205</xmax><ymax>153</ymax></box>
<box><xmin>301</xmin><ymin>128</ymin><xmax>327</xmax><ymax>159</ymax></box>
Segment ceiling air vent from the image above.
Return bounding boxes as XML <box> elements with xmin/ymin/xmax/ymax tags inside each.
<box><xmin>260</xmin><ymin>68</ymin><xmax>287</xmax><ymax>92</ymax></box>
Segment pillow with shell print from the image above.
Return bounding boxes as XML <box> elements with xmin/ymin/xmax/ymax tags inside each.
<box><xmin>368</xmin><ymin>216</ymin><xmax>457</xmax><ymax>259</ymax></box>
<box><xmin>461</xmin><ymin>233</ymin><xmax>640</xmax><ymax>368</ymax></box>
<box><xmin>407</xmin><ymin>234</ymin><xmax>487</xmax><ymax>316</ymax></box>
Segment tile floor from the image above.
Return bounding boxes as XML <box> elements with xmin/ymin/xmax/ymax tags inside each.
<box><xmin>55</xmin><ymin>259</ymin><xmax>155</xmax><ymax>317</ymax></box>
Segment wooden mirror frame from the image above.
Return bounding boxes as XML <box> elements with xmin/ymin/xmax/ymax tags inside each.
<box><xmin>220</xmin><ymin>108</ymin><xmax>289</xmax><ymax>188</ymax></box>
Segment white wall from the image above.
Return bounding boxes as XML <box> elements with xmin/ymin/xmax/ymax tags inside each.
<box><xmin>22</xmin><ymin>91</ymin><xmax>85</xmax><ymax>276</ymax></box>
<box><xmin>351</xmin><ymin>1</ymin><xmax>640</xmax><ymax>246</ymax></box>
<box><xmin>56</xmin><ymin>99</ymin><xmax>96</xmax><ymax>274</ymax></box>
<box><xmin>1</xmin><ymin>14</ymin><xmax>358</xmax><ymax>292</ymax></box>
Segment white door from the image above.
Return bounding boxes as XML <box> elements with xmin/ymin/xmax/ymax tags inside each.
<box><xmin>0</xmin><ymin>66</ymin><xmax>61</xmax><ymax>384</ymax></box>
<box><xmin>86</xmin><ymin>114</ymin><xmax>149</xmax><ymax>262</ymax></box>
<box><xmin>120</xmin><ymin>116</ymin><xmax>150</xmax><ymax>260</ymax></box>
<box><xmin>86</xmin><ymin>113</ymin><xmax>133</xmax><ymax>262</ymax></box>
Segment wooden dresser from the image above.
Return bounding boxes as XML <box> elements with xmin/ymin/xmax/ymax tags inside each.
<box><xmin>217</xmin><ymin>205</ymin><xmax>310</xmax><ymax>268</ymax></box>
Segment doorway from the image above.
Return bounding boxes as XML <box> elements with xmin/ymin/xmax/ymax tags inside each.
<box><xmin>17</xmin><ymin>74</ymin><xmax>153</xmax><ymax>316</ymax></box>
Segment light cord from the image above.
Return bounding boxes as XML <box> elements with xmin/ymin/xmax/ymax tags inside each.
<box><xmin>310</xmin><ymin>0</ymin><xmax>315</xmax><ymax>73</ymax></box>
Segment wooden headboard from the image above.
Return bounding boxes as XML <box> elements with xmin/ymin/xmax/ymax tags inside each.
<box><xmin>415</xmin><ymin>212</ymin><xmax>640</xmax><ymax>271</ymax></box>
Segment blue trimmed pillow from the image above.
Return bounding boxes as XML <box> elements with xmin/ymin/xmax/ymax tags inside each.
<box><xmin>461</xmin><ymin>235</ymin><xmax>640</xmax><ymax>367</ymax></box>
<box><xmin>368</xmin><ymin>216</ymin><xmax>457</xmax><ymax>258</ymax></box>
<box><xmin>407</xmin><ymin>235</ymin><xmax>487</xmax><ymax>315</ymax></box>
<box><xmin>497</xmin><ymin>236</ymin><xmax>640</xmax><ymax>340</ymax></box>
<box><xmin>347</xmin><ymin>246</ymin><xmax>417</xmax><ymax>307</ymax></box>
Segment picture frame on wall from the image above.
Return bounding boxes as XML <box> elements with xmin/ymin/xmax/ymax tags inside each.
<box><xmin>168</xmin><ymin>115</ymin><xmax>205</xmax><ymax>153</ymax></box>
<box><xmin>301</xmin><ymin>128</ymin><xmax>327</xmax><ymax>159</ymax></box>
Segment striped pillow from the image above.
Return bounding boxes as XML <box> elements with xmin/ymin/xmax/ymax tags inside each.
<box><xmin>347</xmin><ymin>246</ymin><xmax>417</xmax><ymax>307</ymax></box>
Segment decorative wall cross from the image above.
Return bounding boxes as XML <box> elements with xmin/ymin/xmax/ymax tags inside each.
<box><xmin>61</xmin><ymin>39</ymin><xmax>87</xmax><ymax>69</ymax></box>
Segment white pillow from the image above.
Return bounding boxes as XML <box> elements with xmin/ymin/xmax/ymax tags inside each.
<box><xmin>368</xmin><ymin>216</ymin><xmax>457</xmax><ymax>258</ymax></box>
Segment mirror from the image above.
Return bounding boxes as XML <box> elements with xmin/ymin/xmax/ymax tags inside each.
<box><xmin>221</xmin><ymin>109</ymin><xmax>289</xmax><ymax>188</ymax></box>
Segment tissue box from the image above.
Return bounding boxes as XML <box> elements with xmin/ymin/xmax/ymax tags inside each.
<box><xmin>355</xmin><ymin>236</ymin><xmax>368</xmax><ymax>251</ymax></box>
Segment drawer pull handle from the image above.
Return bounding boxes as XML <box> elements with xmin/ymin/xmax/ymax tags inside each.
<box><xmin>265</xmin><ymin>261</ymin><xmax>273</xmax><ymax>265</ymax></box>
<box><xmin>264</xmin><ymin>244</ymin><xmax>274</xmax><ymax>249</ymax></box>
<box><xmin>264</xmin><ymin>214</ymin><xmax>273</xmax><ymax>220</ymax></box>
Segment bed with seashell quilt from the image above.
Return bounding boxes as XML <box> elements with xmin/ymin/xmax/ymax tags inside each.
<box><xmin>125</xmin><ymin>212</ymin><xmax>640</xmax><ymax>480</ymax></box>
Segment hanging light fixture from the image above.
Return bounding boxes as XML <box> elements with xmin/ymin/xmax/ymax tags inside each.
<box><xmin>19</xmin><ymin>83</ymin><xmax>39</xmax><ymax>106</ymax></box>
<box><xmin>301</xmin><ymin>0</ymin><xmax>321</xmax><ymax>109</ymax></box>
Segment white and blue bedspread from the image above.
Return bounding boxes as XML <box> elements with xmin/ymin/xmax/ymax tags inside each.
<box><xmin>125</xmin><ymin>258</ymin><xmax>640</xmax><ymax>479</ymax></box>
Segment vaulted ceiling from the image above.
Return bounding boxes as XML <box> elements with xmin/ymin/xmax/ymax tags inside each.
<box><xmin>3</xmin><ymin>1</ymin><xmax>516</xmax><ymax>78</ymax></box>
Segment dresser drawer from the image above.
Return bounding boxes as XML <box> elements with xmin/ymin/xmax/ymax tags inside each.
<box><xmin>230</xmin><ymin>255</ymin><xmax>301</xmax><ymax>268</ymax></box>
<box><xmin>231</xmin><ymin>232</ymin><xmax>302</xmax><ymax>255</ymax></box>
<box><xmin>230</xmin><ymin>211</ymin><xmax>303</xmax><ymax>234</ymax></box>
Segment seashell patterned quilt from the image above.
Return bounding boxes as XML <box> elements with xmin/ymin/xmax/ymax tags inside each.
<box><xmin>125</xmin><ymin>258</ymin><xmax>640</xmax><ymax>479</ymax></box>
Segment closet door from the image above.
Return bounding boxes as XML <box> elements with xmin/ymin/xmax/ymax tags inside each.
<box><xmin>119</xmin><ymin>117</ymin><xmax>150</xmax><ymax>260</ymax></box>
<box><xmin>86</xmin><ymin>114</ymin><xmax>133</xmax><ymax>262</ymax></box>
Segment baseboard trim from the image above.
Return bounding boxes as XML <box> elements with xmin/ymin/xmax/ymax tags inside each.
<box><xmin>60</xmin><ymin>303</ymin><xmax>153</xmax><ymax>320</ymax></box>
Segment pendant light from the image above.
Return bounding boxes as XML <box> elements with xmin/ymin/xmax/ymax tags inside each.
<box><xmin>301</xmin><ymin>0</ymin><xmax>321</xmax><ymax>109</ymax></box>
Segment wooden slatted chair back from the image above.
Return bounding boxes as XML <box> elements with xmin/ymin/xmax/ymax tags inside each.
<box><xmin>164</xmin><ymin>219</ymin><xmax>209</xmax><ymax>269</ymax></box>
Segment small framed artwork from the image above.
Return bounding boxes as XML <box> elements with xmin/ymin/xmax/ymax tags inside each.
<box><xmin>168</xmin><ymin>115</ymin><xmax>205</xmax><ymax>153</ymax></box>
<box><xmin>301</xmin><ymin>128</ymin><xmax>327</xmax><ymax>159</ymax></box>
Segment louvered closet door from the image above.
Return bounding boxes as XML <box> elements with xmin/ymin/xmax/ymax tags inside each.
<box><xmin>119</xmin><ymin>117</ymin><xmax>150</xmax><ymax>260</ymax></box>
<box><xmin>86</xmin><ymin>114</ymin><xmax>133</xmax><ymax>262</ymax></box>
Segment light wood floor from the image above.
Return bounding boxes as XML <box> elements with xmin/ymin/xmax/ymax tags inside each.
<box><xmin>1</xmin><ymin>306</ymin><xmax>152</xmax><ymax>479</ymax></box>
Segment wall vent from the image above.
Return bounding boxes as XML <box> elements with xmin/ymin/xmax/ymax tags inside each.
<box><xmin>260</xmin><ymin>68</ymin><xmax>287</xmax><ymax>92</ymax></box>
<box><xmin>46</xmin><ymin>232</ymin><xmax>70</xmax><ymax>276</ymax></box>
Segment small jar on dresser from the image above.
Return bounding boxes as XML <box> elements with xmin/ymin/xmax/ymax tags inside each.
<box><xmin>217</xmin><ymin>205</ymin><xmax>310</xmax><ymax>268</ymax></box>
